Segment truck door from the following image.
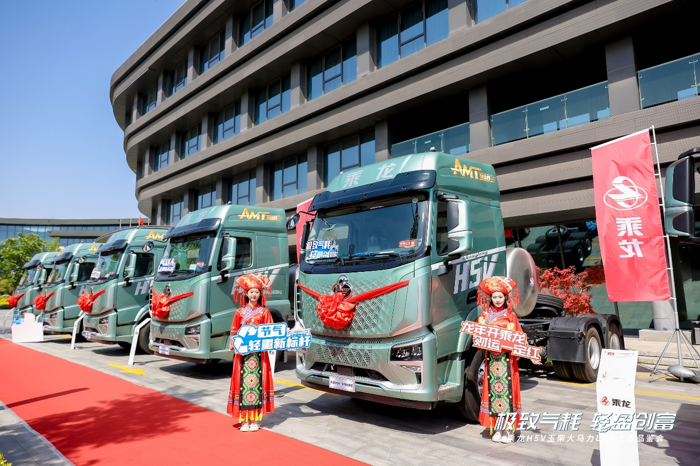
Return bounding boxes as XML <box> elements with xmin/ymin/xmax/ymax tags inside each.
<box><xmin>66</xmin><ymin>260</ymin><xmax>96</xmax><ymax>320</ymax></box>
<box><xmin>116</xmin><ymin>251</ymin><xmax>155</xmax><ymax>326</ymax></box>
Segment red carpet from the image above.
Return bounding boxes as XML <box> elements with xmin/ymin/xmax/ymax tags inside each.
<box><xmin>0</xmin><ymin>339</ymin><xmax>364</xmax><ymax>466</ymax></box>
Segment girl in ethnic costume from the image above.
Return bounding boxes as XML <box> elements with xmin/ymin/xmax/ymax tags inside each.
<box><xmin>227</xmin><ymin>273</ymin><xmax>275</xmax><ymax>432</ymax></box>
<box><xmin>476</xmin><ymin>276</ymin><xmax>539</xmax><ymax>443</ymax></box>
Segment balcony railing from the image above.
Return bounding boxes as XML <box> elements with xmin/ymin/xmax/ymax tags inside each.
<box><xmin>391</xmin><ymin>122</ymin><xmax>470</xmax><ymax>157</ymax></box>
<box><xmin>638</xmin><ymin>53</ymin><xmax>699</xmax><ymax>109</ymax></box>
<box><xmin>490</xmin><ymin>81</ymin><xmax>610</xmax><ymax>146</ymax></box>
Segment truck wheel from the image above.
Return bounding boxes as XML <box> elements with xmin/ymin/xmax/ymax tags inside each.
<box><xmin>546</xmin><ymin>226</ymin><xmax>568</xmax><ymax>241</ymax></box>
<box><xmin>608</xmin><ymin>323</ymin><xmax>624</xmax><ymax>350</ymax></box>
<box><xmin>137</xmin><ymin>322</ymin><xmax>152</xmax><ymax>354</ymax></box>
<box><xmin>552</xmin><ymin>361</ymin><xmax>574</xmax><ymax>381</ymax></box>
<box><xmin>457</xmin><ymin>349</ymin><xmax>485</xmax><ymax>422</ymax></box>
<box><xmin>536</xmin><ymin>293</ymin><xmax>564</xmax><ymax>312</ymax></box>
<box><xmin>572</xmin><ymin>328</ymin><xmax>602</xmax><ymax>383</ymax></box>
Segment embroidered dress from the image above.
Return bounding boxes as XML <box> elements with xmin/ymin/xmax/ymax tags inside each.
<box><xmin>477</xmin><ymin>305</ymin><xmax>523</xmax><ymax>429</ymax></box>
<box><xmin>227</xmin><ymin>305</ymin><xmax>275</xmax><ymax>422</ymax></box>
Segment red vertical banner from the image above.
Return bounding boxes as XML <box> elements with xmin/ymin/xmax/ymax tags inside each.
<box><xmin>590</xmin><ymin>129</ymin><xmax>670</xmax><ymax>301</ymax></box>
<box><xmin>295</xmin><ymin>198</ymin><xmax>315</xmax><ymax>263</ymax></box>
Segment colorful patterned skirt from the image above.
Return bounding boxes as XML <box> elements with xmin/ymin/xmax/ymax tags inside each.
<box><xmin>227</xmin><ymin>351</ymin><xmax>275</xmax><ymax>423</ymax></box>
<box><xmin>479</xmin><ymin>351</ymin><xmax>522</xmax><ymax>429</ymax></box>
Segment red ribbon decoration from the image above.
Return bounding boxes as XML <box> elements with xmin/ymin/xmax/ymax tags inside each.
<box><xmin>78</xmin><ymin>290</ymin><xmax>107</xmax><ymax>313</ymax></box>
<box><xmin>33</xmin><ymin>291</ymin><xmax>56</xmax><ymax>311</ymax></box>
<box><xmin>297</xmin><ymin>281</ymin><xmax>410</xmax><ymax>329</ymax></box>
<box><xmin>151</xmin><ymin>288</ymin><xmax>195</xmax><ymax>319</ymax></box>
<box><xmin>7</xmin><ymin>293</ymin><xmax>25</xmax><ymax>308</ymax></box>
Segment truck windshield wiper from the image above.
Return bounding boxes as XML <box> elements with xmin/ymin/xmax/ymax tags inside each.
<box><xmin>308</xmin><ymin>256</ymin><xmax>345</xmax><ymax>266</ymax></box>
<box><xmin>347</xmin><ymin>251</ymin><xmax>403</xmax><ymax>261</ymax></box>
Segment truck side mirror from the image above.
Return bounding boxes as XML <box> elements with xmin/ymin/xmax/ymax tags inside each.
<box><xmin>123</xmin><ymin>253</ymin><xmax>137</xmax><ymax>280</ymax></box>
<box><xmin>69</xmin><ymin>263</ymin><xmax>79</xmax><ymax>284</ymax></box>
<box><xmin>287</xmin><ymin>213</ymin><xmax>300</xmax><ymax>230</ymax></box>
<box><xmin>220</xmin><ymin>237</ymin><xmax>237</xmax><ymax>273</ymax></box>
<box><xmin>446</xmin><ymin>199</ymin><xmax>473</xmax><ymax>255</ymax></box>
<box><xmin>299</xmin><ymin>221</ymin><xmax>312</xmax><ymax>260</ymax></box>
<box><xmin>664</xmin><ymin>149</ymin><xmax>699</xmax><ymax>237</ymax></box>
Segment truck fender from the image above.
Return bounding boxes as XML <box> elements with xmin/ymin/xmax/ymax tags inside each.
<box><xmin>547</xmin><ymin>315</ymin><xmax>610</xmax><ymax>363</ymax></box>
<box><xmin>456</xmin><ymin>306</ymin><xmax>481</xmax><ymax>355</ymax></box>
<box><xmin>287</xmin><ymin>264</ymin><xmax>299</xmax><ymax>300</ymax></box>
<box><xmin>268</xmin><ymin>308</ymin><xmax>285</xmax><ymax>325</ymax></box>
<box><xmin>135</xmin><ymin>304</ymin><xmax>151</xmax><ymax>323</ymax></box>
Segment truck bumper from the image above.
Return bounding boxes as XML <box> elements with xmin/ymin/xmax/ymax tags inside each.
<box><xmin>43</xmin><ymin>308</ymin><xmax>75</xmax><ymax>334</ymax></box>
<box><xmin>295</xmin><ymin>332</ymin><xmax>440</xmax><ymax>406</ymax></box>
<box><xmin>149</xmin><ymin>316</ymin><xmax>233</xmax><ymax>363</ymax></box>
<box><xmin>83</xmin><ymin>311</ymin><xmax>132</xmax><ymax>345</ymax></box>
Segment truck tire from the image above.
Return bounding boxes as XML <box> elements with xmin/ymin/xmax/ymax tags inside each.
<box><xmin>457</xmin><ymin>349</ymin><xmax>485</xmax><ymax>422</ymax></box>
<box><xmin>546</xmin><ymin>226</ymin><xmax>568</xmax><ymax>241</ymax></box>
<box><xmin>572</xmin><ymin>327</ymin><xmax>602</xmax><ymax>383</ymax></box>
<box><xmin>137</xmin><ymin>322</ymin><xmax>151</xmax><ymax>354</ymax></box>
<box><xmin>526</xmin><ymin>243</ymin><xmax>544</xmax><ymax>254</ymax></box>
<box><xmin>535</xmin><ymin>235</ymin><xmax>547</xmax><ymax>244</ymax></box>
<box><xmin>552</xmin><ymin>361</ymin><xmax>574</xmax><ymax>381</ymax></box>
<box><xmin>536</xmin><ymin>293</ymin><xmax>564</xmax><ymax>311</ymax></box>
<box><xmin>608</xmin><ymin>323</ymin><xmax>624</xmax><ymax>350</ymax></box>
<box><xmin>570</xmin><ymin>233</ymin><xmax>593</xmax><ymax>255</ymax></box>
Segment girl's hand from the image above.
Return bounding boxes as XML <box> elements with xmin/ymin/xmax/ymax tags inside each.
<box><xmin>532</xmin><ymin>359</ymin><xmax>543</xmax><ymax>365</ymax></box>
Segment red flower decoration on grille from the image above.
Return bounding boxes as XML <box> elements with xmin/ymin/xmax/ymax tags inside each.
<box><xmin>78</xmin><ymin>290</ymin><xmax>106</xmax><ymax>313</ymax></box>
<box><xmin>297</xmin><ymin>281</ymin><xmax>410</xmax><ymax>329</ymax></box>
<box><xmin>7</xmin><ymin>293</ymin><xmax>25</xmax><ymax>308</ymax></box>
<box><xmin>33</xmin><ymin>291</ymin><xmax>56</xmax><ymax>311</ymax></box>
<box><xmin>151</xmin><ymin>288</ymin><xmax>194</xmax><ymax>319</ymax></box>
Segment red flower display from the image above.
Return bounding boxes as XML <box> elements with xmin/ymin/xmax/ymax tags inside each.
<box><xmin>537</xmin><ymin>264</ymin><xmax>606</xmax><ymax>316</ymax></box>
<box><xmin>297</xmin><ymin>281</ymin><xmax>410</xmax><ymax>329</ymax></box>
<box><xmin>151</xmin><ymin>288</ymin><xmax>194</xmax><ymax>319</ymax></box>
<box><xmin>33</xmin><ymin>291</ymin><xmax>56</xmax><ymax>311</ymax></box>
<box><xmin>78</xmin><ymin>290</ymin><xmax>107</xmax><ymax>313</ymax></box>
<box><xmin>7</xmin><ymin>293</ymin><xmax>25</xmax><ymax>308</ymax></box>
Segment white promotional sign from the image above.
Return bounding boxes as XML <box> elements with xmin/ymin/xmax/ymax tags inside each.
<box><xmin>596</xmin><ymin>349</ymin><xmax>639</xmax><ymax>466</ymax></box>
<box><xmin>11</xmin><ymin>313</ymin><xmax>44</xmax><ymax>343</ymax></box>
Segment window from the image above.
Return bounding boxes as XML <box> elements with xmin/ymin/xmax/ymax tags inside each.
<box><xmin>435</xmin><ymin>200</ymin><xmax>449</xmax><ymax>255</ymax></box>
<box><xmin>151</xmin><ymin>143</ymin><xmax>170</xmax><ymax>172</ymax></box>
<box><xmin>200</xmin><ymin>31</ymin><xmax>225</xmax><ymax>74</ymax></box>
<box><xmin>377</xmin><ymin>0</ymin><xmax>448</xmax><ymax>69</ymax></box>
<box><xmin>288</xmin><ymin>0</ymin><xmax>305</xmax><ymax>11</ymax></box>
<box><xmin>133</xmin><ymin>253</ymin><xmax>154</xmax><ymax>278</ymax></box>
<box><xmin>219</xmin><ymin>237</ymin><xmax>253</xmax><ymax>271</ymax></box>
<box><xmin>472</xmin><ymin>0</ymin><xmax>528</xmax><ymax>24</ymax></box>
<box><xmin>213</xmin><ymin>102</ymin><xmax>241</xmax><ymax>144</ymax></box>
<box><xmin>180</xmin><ymin>123</ymin><xmax>202</xmax><ymax>159</ymax></box>
<box><xmin>167</xmin><ymin>197</ymin><xmax>184</xmax><ymax>225</ymax></box>
<box><xmin>254</xmin><ymin>74</ymin><xmax>291</xmax><ymax>125</ymax></box>
<box><xmin>270</xmin><ymin>155</ymin><xmax>307</xmax><ymax>201</ymax></box>
<box><xmin>239</xmin><ymin>0</ymin><xmax>274</xmax><ymax>46</ymax></box>
<box><xmin>230</xmin><ymin>170</ymin><xmax>257</xmax><ymax>206</ymax></box>
<box><xmin>308</xmin><ymin>40</ymin><xmax>357</xmax><ymax>100</ymax></box>
<box><xmin>140</xmin><ymin>85</ymin><xmax>157</xmax><ymax>115</ymax></box>
<box><xmin>195</xmin><ymin>185</ymin><xmax>217</xmax><ymax>210</ymax></box>
<box><xmin>169</xmin><ymin>61</ymin><xmax>187</xmax><ymax>96</ymax></box>
<box><xmin>325</xmin><ymin>131</ymin><xmax>375</xmax><ymax>185</ymax></box>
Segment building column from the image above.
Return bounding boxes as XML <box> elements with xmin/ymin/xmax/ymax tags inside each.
<box><xmin>255</xmin><ymin>164</ymin><xmax>268</xmax><ymax>204</ymax></box>
<box><xmin>187</xmin><ymin>46</ymin><xmax>198</xmax><ymax>83</ymax></box>
<box><xmin>375</xmin><ymin>120</ymin><xmax>391</xmax><ymax>162</ymax></box>
<box><xmin>157</xmin><ymin>200</ymin><xmax>167</xmax><ymax>226</ymax></box>
<box><xmin>157</xmin><ymin>71</ymin><xmax>166</xmax><ymax>104</ymax></box>
<box><xmin>216</xmin><ymin>178</ymin><xmax>230</xmax><ymax>205</ymax></box>
<box><xmin>307</xmin><ymin>145</ymin><xmax>323</xmax><ymax>190</ymax></box>
<box><xmin>225</xmin><ymin>16</ymin><xmax>237</xmax><ymax>56</ymax></box>
<box><xmin>201</xmin><ymin>114</ymin><xmax>212</xmax><ymax>150</ymax></box>
<box><xmin>132</xmin><ymin>94</ymin><xmax>140</xmax><ymax>123</ymax></box>
<box><xmin>144</xmin><ymin>148</ymin><xmax>154</xmax><ymax>176</ymax></box>
<box><xmin>183</xmin><ymin>189</ymin><xmax>196</xmax><ymax>214</ymax></box>
<box><xmin>448</xmin><ymin>0</ymin><xmax>469</xmax><ymax>34</ymax></box>
<box><xmin>240</xmin><ymin>91</ymin><xmax>253</xmax><ymax>131</ymax></box>
<box><xmin>357</xmin><ymin>23</ymin><xmax>376</xmax><ymax>78</ymax></box>
<box><xmin>469</xmin><ymin>86</ymin><xmax>490</xmax><ymax>151</ymax></box>
<box><xmin>273</xmin><ymin>0</ymin><xmax>287</xmax><ymax>23</ymax></box>
<box><xmin>605</xmin><ymin>36</ymin><xmax>640</xmax><ymax>116</ymax></box>
<box><xmin>290</xmin><ymin>62</ymin><xmax>305</xmax><ymax>109</ymax></box>
<box><xmin>170</xmin><ymin>132</ymin><xmax>179</xmax><ymax>163</ymax></box>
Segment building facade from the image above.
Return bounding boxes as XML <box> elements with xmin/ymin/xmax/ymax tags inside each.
<box><xmin>111</xmin><ymin>0</ymin><xmax>700</xmax><ymax>330</ymax></box>
<box><xmin>0</xmin><ymin>218</ymin><xmax>148</xmax><ymax>247</ymax></box>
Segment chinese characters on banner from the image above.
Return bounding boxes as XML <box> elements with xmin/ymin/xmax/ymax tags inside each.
<box><xmin>231</xmin><ymin>322</ymin><xmax>312</xmax><ymax>355</ymax></box>
<box><xmin>590</xmin><ymin>130</ymin><xmax>670</xmax><ymax>301</ymax></box>
<box><xmin>460</xmin><ymin>321</ymin><xmax>542</xmax><ymax>362</ymax></box>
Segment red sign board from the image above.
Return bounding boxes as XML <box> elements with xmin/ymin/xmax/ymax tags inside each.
<box><xmin>590</xmin><ymin>130</ymin><xmax>670</xmax><ymax>301</ymax></box>
<box><xmin>460</xmin><ymin>321</ymin><xmax>542</xmax><ymax>362</ymax></box>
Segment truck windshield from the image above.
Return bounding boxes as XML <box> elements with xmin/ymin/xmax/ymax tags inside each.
<box><xmin>18</xmin><ymin>268</ymin><xmax>37</xmax><ymax>287</ymax></box>
<box><xmin>46</xmin><ymin>261</ymin><xmax>69</xmax><ymax>285</ymax></box>
<box><xmin>304</xmin><ymin>194</ymin><xmax>429</xmax><ymax>265</ymax></box>
<box><xmin>91</xmin><ymin>252</ymin><xmax>122</xmax><ymax>282</ymax></box>
<box><xmin>158</xmin><ymin>234</ymin><xmax>215</xmax><ymax>278</ymax></box>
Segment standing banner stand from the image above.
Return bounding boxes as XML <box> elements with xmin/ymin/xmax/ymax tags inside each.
<box><xmin>127</xmin><ymin>318</ymin><xmax>151</xmax><ymax>366</ymax></box>
<box><xmin>597</xmin><ymin>349</ymin><xmax>639</xmax><ymax>465</ymax></box>
<box><xmin>71</xmin><ymin>313</ymin><xmax>85</xmax><ymax>350</ymax></box>
<box><xmin>12</xmin><ymin>312</ymin><xmax>44</xmax><ymax>343</ymax></box>
<box><xmin>648</xmin><ymin>126</ymin><xmax>700</xmax><ymax>381</ymax></box>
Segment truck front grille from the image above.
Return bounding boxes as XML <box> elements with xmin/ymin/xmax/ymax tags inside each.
<box><xmin>309</xmin><ymin>342</ymin><xmax>379</xmax><ymax>369</ymax></box>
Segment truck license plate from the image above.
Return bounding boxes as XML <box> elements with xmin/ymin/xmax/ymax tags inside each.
<box><xmin>329</xmin><ymin>376</ymin><xmax>355</xmax><ymax>393</ymax></box>
<box><xmin>159</xmin><ymin>345</ymin><xmax>170</xmax><ymax>356</ymax></box>
<box><xmin>84</xmin><ymin>331</ymin><xmax>91</xmax><ymax>340</ymax></box>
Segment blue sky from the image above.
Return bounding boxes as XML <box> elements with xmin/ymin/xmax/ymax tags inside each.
<box><xmin>0</xmin><ymin>1</ymin><xmax>182</xmax><ymax>220</ymax></box>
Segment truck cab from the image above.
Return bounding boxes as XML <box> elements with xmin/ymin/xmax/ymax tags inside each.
<box><xmin>82</xmin><ymin>227</ymin><xmax>168</xmax><ymax>352</ymax></box>
<box><xmin>149</xmin><ymin>205</ymin><xmax>293</xmax><ymax>364</ymax></box>
<box><xmin>43</xmin><ymin>242</ymin><xmax>99</xmax><ymax>334</ymax></box>
<box><xmin>13</xmin><ymin>252</ymin><xmax>59</xmax><ymax>318</ymax></box>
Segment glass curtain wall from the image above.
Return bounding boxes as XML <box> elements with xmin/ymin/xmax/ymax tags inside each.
<box><xmin>167</xmin><ymin>197</ymin><xmax>184</xmax><ymax>225</ymax></box>
<box><xmin>325</xmin><ymin>132</ymin><xmax>375</xmax><ymax>185</ymax></box>
<box><xmin>308</xmin><ymin>40</ymin><xmax>357</xmax><ymax>100</ymax></box>
<box><xmin>200</xmin><ymin>31</ymin><xmax>225</xmax><ymax>74</ymax></box>
<box><xmin>230</xmin><ymin>170</ymin><xmax>257</xmax><ymax>206</ymax></box>
<box><xmin>270</xmin><ymin>155</ymin><xmax>308</xmax><ymax>201</ymax></box>
<box><xmin>239</xmin><ymin>0</ymin><xmax>274</xmax><ymax>46</ymax></box>
<box><xmin>140</xmin><ymin>85</ymin><xmax>157</xmax><ymax>115</ymax></box>
<box><xmin>180</xmin><ymin>123</ymin><xmax>202</xmax><ymax>159</ymax></box>
<box><xmin>255</xmin><ymin>75</ymin><xmax>291</xmax><ymax>125</ymax></box>
<box><xmin>391</xmin><ymin>122</ymin><xmax>470</xmax><ymax>157</ymax></box>
<box><xmin>638</xmin><ymin>53</ymin><xmax>700</xmax><ymax>108</ymax></box>
<box><xmin>168</xmin><ymin>61</ymin><xmax>187</xmax><ymax>96</ymax></box>
<box><xmin>152</xmin><ymin>143</ymin><xmax>170</xmax><ymax>173</ymax></box>
<box><xmin>195</xmin><ymin>185</ymin><xmax>216</xmax><ymax>210</ymax></box>
<box><xmin>473</xmin><ymin>0</ymin><xmax>529</xmax><ymax>24</ymax></box>
<box><xmin>213</xmin><ymin>102</ymin><xmax>242</xmax><ymax>144</ymax></box>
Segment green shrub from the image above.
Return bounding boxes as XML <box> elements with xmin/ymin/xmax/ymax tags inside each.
<box><xmin>0</xmin><ymin>295</ymin><xmax>9</xmax><ymax>309</ymax></box>
<box><xmin>0</xmin><ymin>451</ymin><xmax>13</xmax><ymax>466</ymax></box>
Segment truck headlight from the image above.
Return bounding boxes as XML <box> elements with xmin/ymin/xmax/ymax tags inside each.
<box><xmin>99</xmin><ymin>316</ymin><xmax>109</xmax><ymax>324</ymax></box>
<box><xmin>185</xmin><ymin>324</ymin><xmax>200</xmax><ymax>335</ymax></box>
<box><xmin>391</xmin><ymin>343</ymin><xmax>423</xmax><ymax>361</ymax></box>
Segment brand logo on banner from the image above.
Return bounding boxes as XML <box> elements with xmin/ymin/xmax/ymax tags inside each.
<box><xmin>590</xmin><ymin>130</ymin><xmax>670</xmax><ymax>302</ymax></box>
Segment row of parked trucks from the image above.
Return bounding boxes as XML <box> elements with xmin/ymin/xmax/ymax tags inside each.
<box><xmin>7</xmin><ymin>149</ymin><xmax>698</xmax><ymax>421</ymax></box>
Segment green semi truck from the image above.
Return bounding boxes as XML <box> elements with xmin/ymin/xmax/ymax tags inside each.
<box><xmin>149</xmin><ymin>205</ymin><xmax>295</xmax><ymax>364</ymax></box>
<box><xmin>42</xmin><ymin>242</ymin><xmax>100</xmax><ymax>335</ymax></box>
<box><xmin>290</xmin><ymin>151</ymin><xmax>623</xmax><ymax>421</ymax></box>
<box><xmin>11</xmin><ymin>252</ymin><xmax>59</xmax><ymax>318</ymax></box>
<box><xmin>82</xmin><ymin>227</ymin><xmax>168</xmax><ymax>352</ymax></box>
